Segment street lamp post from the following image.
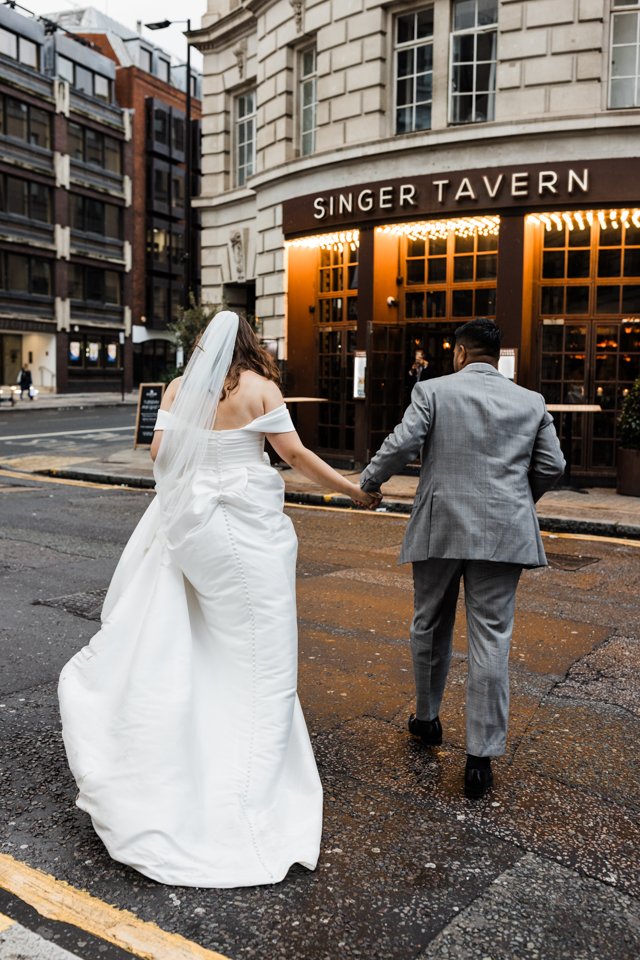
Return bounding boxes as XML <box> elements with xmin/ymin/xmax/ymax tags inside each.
<box><xmin>145</xmin><ymin>18</ymin><xmax>193</xmax><ymax>310</ymax></box>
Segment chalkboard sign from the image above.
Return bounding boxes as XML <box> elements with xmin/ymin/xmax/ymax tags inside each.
<box><xmin>134</xmin><ymin>383</ymin><xmax>166</xmax><ymax>448</ymax></box>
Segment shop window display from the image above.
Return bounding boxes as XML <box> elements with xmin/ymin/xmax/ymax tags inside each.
<box><xmin>68</xmin><ymin>334</ymin><xmax>121</xmax><ymax>370</ymax></box>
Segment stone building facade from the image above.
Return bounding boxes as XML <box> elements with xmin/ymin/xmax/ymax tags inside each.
<box><xmin>192</xmin><ymin>0</ymin><xmax>640</xmax><ymax>478</ymax></box>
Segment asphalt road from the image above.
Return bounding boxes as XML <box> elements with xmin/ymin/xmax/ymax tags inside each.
<box><xmin>0</xmin><ymin>407</ymin><xmax>136</xmax><ymax>460</ymax></box>
<box><xmin>0</xmin><ymin>473</ymin><xmax>639</xmax><ymax>959</ymax></box>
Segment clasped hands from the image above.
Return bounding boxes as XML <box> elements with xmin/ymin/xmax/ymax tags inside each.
<box><xmin>350</xmin><ymin>486</ymin><xmax>383</xmax><ymax>510</ymax></box>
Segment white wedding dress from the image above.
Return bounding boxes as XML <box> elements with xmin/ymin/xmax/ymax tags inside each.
<box><xmin>58</xmin><ymin>404</ymin><xmax>323</xmax><ymax>887</ymax></box>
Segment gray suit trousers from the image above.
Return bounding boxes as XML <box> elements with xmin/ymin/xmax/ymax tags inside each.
<box><xmin>411</xmin><ymin>558</ymin><xmax>522</xmax><ymax>757</ymax></box>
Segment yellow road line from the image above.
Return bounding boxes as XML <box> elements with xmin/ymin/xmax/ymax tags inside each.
<box><xmin>0</xmin><ymin>854</ymin><xmax>231</xmax><ymax>960</ymax></box>
<box><xmin>0</xmin><ymin>911</ymin><xmax>15</xmax><ymax>933</ymax></box>
<box><xmin>286</xmin><ymin>501</ymin><xmax>407</xmax><ymax>516</ymax></box>
<box><xmin>288</xmin><ymin>503</ymin><xmax>640</xmax><ymax>543</ymax></box>
<box><xmin>542</xmin><ymin>530</ymin><xmax>640</xmax><ymax>548</ymax></box>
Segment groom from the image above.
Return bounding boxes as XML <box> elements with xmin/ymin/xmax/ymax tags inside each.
<box><xmin>360</xmin><ymin>319</ymin><xmax>565</xmax><ymax>798</ymax></box>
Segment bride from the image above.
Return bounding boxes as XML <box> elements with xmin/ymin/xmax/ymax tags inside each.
<box><xmin>58</xmin><ymin>311</ymin><xmax>377</xmax><ymax>888</ymax></box>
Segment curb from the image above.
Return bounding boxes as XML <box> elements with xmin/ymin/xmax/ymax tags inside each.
<box><xmin>36</xmin><ymin>467</ymin><xmax>155</xmax><ymax>489</ymax></box>
<box><xmin>5</xmin><ymin>401</ymin><xmax>137</xmax><ymax>412</ymax></box>
<box><xmin>30</xmin><ymin>466</ymin><xmax>640</xmax><ymax>541</ymax></box>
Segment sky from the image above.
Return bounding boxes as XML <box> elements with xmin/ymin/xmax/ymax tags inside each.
<box><xmin>21</xmin><ymin>0</ymin><xmax>206</xmax><ymax>65</ymax></box>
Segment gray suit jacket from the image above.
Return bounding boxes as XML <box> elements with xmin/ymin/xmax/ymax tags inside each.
<box><xmin>360</xmin><ymin>363</ymin><xmax>565</xmax><ymax>568</ymax></box>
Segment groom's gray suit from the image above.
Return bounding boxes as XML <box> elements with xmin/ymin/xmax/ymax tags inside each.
<box><xmin>361</xmin><ymin>362</ymin><xmax>565</xmax><ymax>756</ymax></box>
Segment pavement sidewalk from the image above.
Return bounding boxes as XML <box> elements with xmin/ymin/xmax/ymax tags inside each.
<box><xmin>5</xmin><ymin>441</ymin><xmax>639</xmax><ymax>541</ymax></box>
<box><xmin>0</xmin><ymin>391</ymin><xmax>137</xmax><ymax>411</ymax></box>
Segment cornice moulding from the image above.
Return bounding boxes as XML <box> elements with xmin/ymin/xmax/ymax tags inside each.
<box><xmin>245</xmin><ymin>114</ymin><xmax>640</xmax><ymax>192</ymax></box>
<box><xmin>190</xmin><ymin>10</ymin><xmax>255</xmax><ymax>52</ymax></box>
<box><xmin>245</xmin><ymin>0</ymin><xmax>281</xmax><ymax>16</ymax></box>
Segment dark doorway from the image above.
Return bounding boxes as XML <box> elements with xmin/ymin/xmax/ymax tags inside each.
<box><xmin>133</xmin><ymin>338</ymin><xmax>176</xmax><ymax>385</ymax></box>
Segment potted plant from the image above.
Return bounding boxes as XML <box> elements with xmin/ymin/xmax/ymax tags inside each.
<box><xmin>617</xmin><ymin>376</ymin><xmax>640</xmax><ymax>496</ymax></box>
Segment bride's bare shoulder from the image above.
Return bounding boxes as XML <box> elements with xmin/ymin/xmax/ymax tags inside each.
<box><xmin>160</xmin><ymin>376</ymin><xmax>182</xmax><ymax>410</ymax></box>
<box><xmin>236</xmin><ymin>371</ymin><xmax>283</xmax><ymax>414</ymax></box>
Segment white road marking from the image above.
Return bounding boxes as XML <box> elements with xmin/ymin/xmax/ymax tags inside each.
<box><xmin>0</xmin><ymin>426</ymin><xmax>133</xmax><ymax>442</ymax></box>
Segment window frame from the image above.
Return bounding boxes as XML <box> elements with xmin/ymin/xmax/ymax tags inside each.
<box><xmin>298</xmin><ymin>44</ymin><xmax>317</xmax><ymax>156</ymax></box>
<box><xmin>0</xmin><ymin>27</ymin><xmax>17</xmax><ymax>60</ymax></box>
<box><xmin>156</xmin><ymin>58</ymin><xmax>170</xmax><ymax>83</ymax></box>
<box><xmin>139</xmin><ymin>47</ymin><xmax>152</xmax><ymax>73</ymax></box>
<box><xmin>448</xmin><ymin>0</ymin><xmax>498</xmax><ymax>126</ymax></box>
<box><xmin>234</xmin><ymin>88</ymin><xmax>256</xmax><ymax>188</ymax></box>
<box><xmin>0</xmin><ymin>172</ymin><xmax>52</xmax><ymax>223</ymax></box>
<box><xmin>70</xmin><ymin>194</ymin><xmax>123</xmax><ymax>239</ymax></box>
<box><xmin>609</xmin><ymin>0</ymin><xmax>640</xmax><ymax>109</ymax></box>
<box><xmin>393</xmin><ymin>7</ymin><xmax>435</xmax><ymax>136</ymax></box>
<box><xmin>68</xmin><ymin>122</ymin><xmax>122</xmax><ymax>175</ymax></box>
<box><xmin>0</xmin><ymin>250</ymin><xmax>52</xmax><ymax>297</ymax></box>
<box><xmin>68</xmin><ymin>263</ymin><xmax>122</xmax><ymax>305</ymax></box>
<box><xmin>56</xmin><ymin>55</ymin><xmax>112</xmax><ymax>103</ymax></box>
<box><xmin>0</xmin><ymin>95</ymin><xmax>51</xmax><ymax>150</ymax></box>
<box><xmin>0</xmin><ymin>27</ymin><xmax>39</xmax><ymax>69</ymax></box>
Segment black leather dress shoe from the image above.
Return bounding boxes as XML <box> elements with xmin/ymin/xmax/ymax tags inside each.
<box><xmin>464</xmin><ymin>762</ymin><xmax>493</xmax><ymax>799</ymax></box>
<box><xmin>408</xmin><ymin>714</ymin><xmax>442</xmax><ymax>746</ymax></box>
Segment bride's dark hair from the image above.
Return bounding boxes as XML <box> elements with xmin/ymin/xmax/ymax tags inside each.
<box><xmin>221</xmin><ymin>315</ymin><xmax>280</xmax><ymax>399</ymax></box>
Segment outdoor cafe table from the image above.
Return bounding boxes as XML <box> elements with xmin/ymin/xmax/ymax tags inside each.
<box><xmin>546</xmin><ymin>403</ymin><xmax>602</xmax><ymax>490</ymax></box>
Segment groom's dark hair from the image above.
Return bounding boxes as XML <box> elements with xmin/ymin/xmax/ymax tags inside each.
<box><xmin>454</xmin><ymin>319</ymin><xmax>502</xmax><ymax>359</ymax></box>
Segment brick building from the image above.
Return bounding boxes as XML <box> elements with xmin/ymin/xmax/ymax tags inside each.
<box><xmin>192</xmin><ymin>0</ymin><xmax>640</xmax><ymax>481</ymax></box>
<box><xmin>49</xmin><ymin>8</ymin><xmax>203</xmax><ymax>384</ymax></box>
<box><xmin>0</xmin><ymin>3</ymin><xmax>133</xmax><ymax>394</ymax></box>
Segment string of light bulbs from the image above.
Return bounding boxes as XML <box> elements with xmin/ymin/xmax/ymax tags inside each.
<box><xmin>528</xmin><ymin>209</ymin><xmax>640</xmax><ymax>232</ymax></box>
<box><xmin>285</xmin><ymin>230</ymin><xmax>360</xmax><ymax>251</ymax></box>
<box><xmin>376</xmin><ymin>216</ymin><xmax>500</xmax><ymax>241</ymax></box>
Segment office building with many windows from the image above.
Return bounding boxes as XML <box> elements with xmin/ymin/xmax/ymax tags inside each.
<box><xmin>193</xmin><ymin>0</ymin><xmax>640</xmax><ymax>480</ymax></box>
<box><xmin>44</xmin><ymin>7</ymin><xmax>203</xmax><ymax>384</ymax></box>
<box><xmin>0</xmin><ymin>2</ymin><xmax>133</xmax><ymax>393</ymax></box>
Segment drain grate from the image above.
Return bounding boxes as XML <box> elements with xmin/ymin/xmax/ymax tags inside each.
<box><xmin>545</xmin><ymin>552</ymin><xmax>600</xmax><ymax>571</ymax></box>
<box><xmin>34</xmin><ymin>588</ymin><xmax>107</xmax><ymax>621</ymax></box>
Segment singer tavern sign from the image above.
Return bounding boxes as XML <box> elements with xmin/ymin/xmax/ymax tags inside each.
<box><xmin>282</xmin><ymin>158</ymin><xmax>640</xmax><ymax>237</ymax></box>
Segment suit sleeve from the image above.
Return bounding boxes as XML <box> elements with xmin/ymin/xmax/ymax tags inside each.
<box><xmin>360</xmin><ymin>383</ymin><xmax>432</xmax><ymax>492</ymax></box>
<box><xmin>529</xmin><ymin>398</ymin><xmax>566</xmax><ymax>502</ymax></box>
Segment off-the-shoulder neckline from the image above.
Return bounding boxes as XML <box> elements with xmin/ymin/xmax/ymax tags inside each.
<box><xmin>158</xmin><ymin>403</ymin><xmax>288</xmax><ymax>433</ymax></box>
<box><xmin>213</xmin><ymin>404</ymin><xmax>288</xmax><ymax>433</ymax></box>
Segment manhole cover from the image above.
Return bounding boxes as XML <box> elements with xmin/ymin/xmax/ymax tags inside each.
<box><xmin>545</xmin><ymin>552</ymin><xmax>600</xmax><ymax>571</ymax></box>
<box><xmin>34</xmin><ymin>588</ymin><xmax>107</xmax><ymax>621</ymax></box>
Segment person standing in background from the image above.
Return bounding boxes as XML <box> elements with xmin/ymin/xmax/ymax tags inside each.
<box><xmin>409</xmin><ymin>349</ymin><xmax>434</xmax><ymax>384</ymax></box>
<box><xmin>18</xmin><ymin>364</ymin><xmax>33</xmax><ymax>400</ymax></box>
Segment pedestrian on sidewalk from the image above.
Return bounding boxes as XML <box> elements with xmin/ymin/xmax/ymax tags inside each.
<box><xmin>18</xmin><ymin>364</ymin><xmax>33</xmax><ymax>400</ymax></box>
<box><xmin>360</xmin><ymin>319</ymin><xmax>565</xmax><ymax>799</ymax></box>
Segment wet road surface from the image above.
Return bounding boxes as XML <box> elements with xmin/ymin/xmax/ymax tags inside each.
<box><xmin>0</xmin><ymin>474</ymin><xmax>638</xmax><ymax>959</ymax></box>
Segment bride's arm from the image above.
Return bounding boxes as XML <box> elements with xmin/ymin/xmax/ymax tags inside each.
<box><xmin>150</xmin><ymin>377</ymin><xmax>181</xmax><ymax>461</ymax></box>
<box><xmin>267</xmin><ymin>430</ymin><xmax>379</xmax><ymax>508</ymax></box>
<box><xmin>262</xmin><ymin>380</ymin><xmax>378</xmax><ymax>507</ymax></box>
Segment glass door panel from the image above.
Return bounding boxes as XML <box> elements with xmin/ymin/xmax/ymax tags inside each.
<box><xmin>317</xmin><ymin>327</ymin><xmax>356</xmax><ymax>455</ymax></box>
<box><xmin>539</xmin><ymin>320</ymin><xmax>640</xmax><ymax>474</ymax></box>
